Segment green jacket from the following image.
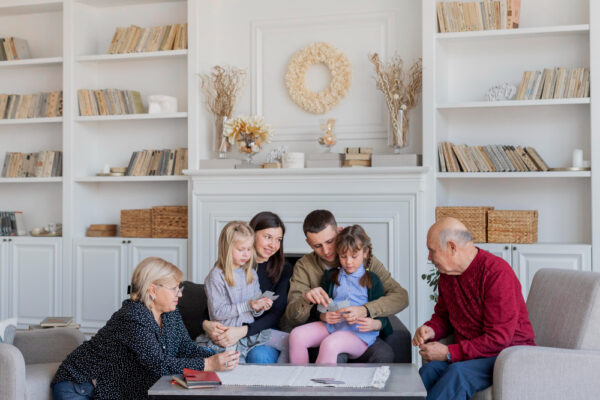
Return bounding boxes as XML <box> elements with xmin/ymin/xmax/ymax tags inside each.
<box><xmin>321</xmin><ymin>268</ymin><xmax>393</xmax><ymax>337</ymax></box>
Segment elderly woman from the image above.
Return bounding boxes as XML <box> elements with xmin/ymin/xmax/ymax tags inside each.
<box><xmin>51</xmin><ymin>257</ymin><xmax>239</xmax><ymax>400</ymax></box>
<box><xmin>202</xmin><ymin>211</ymin><xmax>293</xmax><ymax>363</ymax></box>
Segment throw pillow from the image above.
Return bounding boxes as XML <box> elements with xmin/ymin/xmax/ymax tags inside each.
<box><xmin>0</xmin><ymin>318</ymin><xmax>17</xmax><ymax>345</ymax></box>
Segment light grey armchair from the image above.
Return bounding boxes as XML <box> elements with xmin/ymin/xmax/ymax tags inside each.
<box><xmin>0</xmin><ymin>327</ymin><xmax>85</xmax><ymax>400</ymax></box>
<box><xmin>472</xmin><ymin>268</ymin><xmax>600</xmax><ymax>400</ymax></box>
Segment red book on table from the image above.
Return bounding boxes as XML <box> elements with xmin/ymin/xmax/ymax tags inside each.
<box><xmin>183</xmin><ymin>368</ymin><xmax>221</xmax><ymax>386</ymax></box>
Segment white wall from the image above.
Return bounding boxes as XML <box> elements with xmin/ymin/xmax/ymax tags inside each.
<box><xmin>194</xmin><ymin>0</ymin><xmax>422</xmax><ymax>162</ymax></box>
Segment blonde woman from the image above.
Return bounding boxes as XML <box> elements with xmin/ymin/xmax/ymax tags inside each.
<box><xmin>51</xmin><ymin>257</ymin><xmax>238</xmax><ymax>400</ymax></box>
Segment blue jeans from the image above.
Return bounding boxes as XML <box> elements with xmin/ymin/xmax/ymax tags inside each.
<box><xmin>52</xmin><ymin>381</ymin><xmax>95</xmax><ymax>400</ymax></box>
<box><xmin>246</xmin><ymin>345</ymin><xmax>280</xmax><ymax>363</ymax></box>
<box><xmin>419</xmin><ymin>356</ymin><xmax>497</xmax><ymax>400</ymax></box>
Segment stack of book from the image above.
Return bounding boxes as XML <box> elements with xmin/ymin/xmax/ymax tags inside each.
<box><xmin>1</xmin><ymin>151</ymin><xmax>62</xmax><ymax>177</ymax></box>
<box><xmin>438</xmin><ymin>142</ymin><xmax>549</xmax><ymax>172</ymax></box>
<box><xmin>0</xmin><ymin>91</ymin><xmax>63</xmax><ymax>119</ymax></box>
<box><xmin>0</xmin><ymin>37</ymin><xmax>31</xmax><ymax>60</ymax></box>
<box><xmin>436</xmin><ymin>0</ymin><xmax>521</xmax><ymax>33</ymax></box>
<box><xmin>108</xmin><ymin>24</ymin><xmax>188</xmax><ymax>54</ymax></box>
<box><xmin>342</xmin><ymin>147</ymin><xmax>372</xmax><ymax>167</ymax></box>
<box><xmin>516</xmin><ymin>67</ymin><xmax>590</xmax><ymax>100</ymax></box>
<box><xmin>77</xmin><ymin>89</ymin><xmax>145</xmax><ymax>116</ymax></box>
<box><xmin>126</xmin><ymin>148</ymin><xmax>187</xmax><ymax>176</ymax></box>
<box><xmin>172</xmin><ymin>368</ymin><xmax>221</xmax><ymax>389</ymax></box>
<box><xmin>29</xmin><ymin>316</ymin><xmax>80</xmax><ymax>330</ymax></box>
<box><xmin>0</xmin><ymin>211</ymin><xmax>25</xmax><ymax>236</ymax></box>
<box><xmin>306</xmin><ymin>152</ymin><xmax>342</xmax><ymax>168</ymax></box>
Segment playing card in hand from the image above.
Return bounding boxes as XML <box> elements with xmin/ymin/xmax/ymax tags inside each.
<box><xmin>252</xmin><ymin>290</ymin><xmax>279</xmax><ymax>301</ymax></box>
<box><xmin>317</xmin><ymin>299</ymin><xmax>351</xmax><ymax>313</ymax></box>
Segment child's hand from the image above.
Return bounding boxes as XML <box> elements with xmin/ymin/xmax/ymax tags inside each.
<box><xmin>249</xmin><ymin>297</ymin><xmax>272</xmax><ymax>312</ymax></box>
<box><xmin>202</xmin><ymin>321</ymin><xmax>229</xmax><ymax>342</ymax></box>
<box><xmin>355</xmin><ymin>317</ymin><xmax>382</xmax><ymax>332</ymax></box>
<box><xmin>320</xmin><ymin>311</ymin><xmax>342</xmax><ymax>324</ymax></box>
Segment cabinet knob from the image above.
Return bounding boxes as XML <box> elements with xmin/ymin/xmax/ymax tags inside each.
<box><xmin>8</xmin><ymin>238</ymin><xmax>12</xmax><ymax>242</ymax></box>
<box><xmin>2</xmin><ymin>238</ymin><xmax>6</xmax><ymax>242</ymax></box>
<box><xmin>122</xmin><ymin>240</ymin><xmax>126</xmax><ymax>244</ymax></box>
<box><xmin>512</xmin><ymin>246</ymin><xmax>517</xmax><ymax>251</ymax></box>
<box><xmin>128</xmin><ymin>240</ymin><xmax>132</xmax><ymax>244</ymax></box>
<box><xmin>504</xmin><ymin>246</ymin><xmax>509</xmax><ymax>250</ymax></box>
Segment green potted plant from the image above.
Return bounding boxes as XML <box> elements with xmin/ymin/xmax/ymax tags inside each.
<box><xmin>422</xmin><ymin>267</ymin><xmax>440</xmax><ymax>302</ymax></box>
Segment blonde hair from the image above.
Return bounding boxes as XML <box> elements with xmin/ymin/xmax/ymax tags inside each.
<box><xmin>216</xmin><ymin>221</ymin><xmax>255</xmax><ymax>286</ymax></box>
<box><xmin>130</xmin><ymin>257</ymin><xmax>183</xmax><ymax>310</ymax></box>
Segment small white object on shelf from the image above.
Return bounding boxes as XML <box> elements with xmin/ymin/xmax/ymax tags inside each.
<box><xmin>148</xmin><ymin>95</ymin><xmax>177</xmax><ymax>114</ymax></box>
<box><xmin>486</xmin><ymin>83</ymin><xmax>516</xmax><ymax>101</ymax></box>
<box><xmin>572</xmin><ymin>149</ymin><xmax>584</xmax><ymax>168</ymax></box>
<box><xmin>282</xmin><ymin>152</ymin><xmax>305</xmax><ymax>168</ymax></box>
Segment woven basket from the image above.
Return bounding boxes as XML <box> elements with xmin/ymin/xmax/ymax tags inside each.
<box><xmin>487</xmin><ymin>210</ymin><xmax>538</xmax><ymax>244</ymax></box>
<box><xmin>436</xmin><ymin>206</ymin><xmax>494</xmax><ymax>243</ymax></box>
<box><xmin>152</xmin><ymin>206</ymin><xmax>188</xmax><ymax>238</ymax></box>
<box><xmin>121</xmin><ymin>209</ymin><xmax>152</xmax><ymax>238</ymax></box>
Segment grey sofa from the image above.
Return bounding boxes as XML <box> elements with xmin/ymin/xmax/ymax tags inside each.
<box><xmin>0</xmin><ymin>327</ymin><xmax>85</xmax><ymax>400</ymax></box>
<box><xmin>470</xmin><ymin>268</ymin><xmax>600</xmax><ymax>400</ymax></box>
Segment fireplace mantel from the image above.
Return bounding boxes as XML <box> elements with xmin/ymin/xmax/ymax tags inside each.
<box><xmin>186</xmin><ymin>166</ymin><xmax>430</xmax><ymax>334</ymax></box>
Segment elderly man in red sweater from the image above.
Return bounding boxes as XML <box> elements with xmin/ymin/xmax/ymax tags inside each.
<box><xmin>414</xmin><ymin>217</ymin><xmax>535</xmax><ymax>400</ymax></box>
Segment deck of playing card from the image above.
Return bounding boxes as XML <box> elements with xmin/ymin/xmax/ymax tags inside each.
<box><xmin>252</xmin><ymin>290</ymin><xmax>279</xmax><ymax>301</ymax></box>
<box><xmin>311</xmin><ymin>378</ymin><xmax>345</xmax><ymax>385</ymax></box>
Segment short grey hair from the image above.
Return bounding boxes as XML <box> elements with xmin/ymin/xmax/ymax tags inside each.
<box><xmin>439</xmin><ymin>228</ymin><xmax>473</xmax><ymax>249</ymax></box>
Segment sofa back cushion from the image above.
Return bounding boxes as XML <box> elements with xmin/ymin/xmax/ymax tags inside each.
<box><xmin>178</xmin><ymin>281</ymin><xmax>209</xmax><ymax>340</ymax></box>
<box><xmin>526</xmin><ymin>268</ymin><xmax>600</xmax><ymax>350</ymax></box>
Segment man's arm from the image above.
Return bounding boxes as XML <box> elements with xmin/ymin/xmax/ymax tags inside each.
<box><xmin>365</xmin><ymin>258</ymin><xmax>409</xmax><ymax>317</ymax></box>
<box><xmin>424</xmin><ymin>284</ymin><xmax>452</xmax><ymax>341</ymax></box>
<box><xmin>280</xmin><ymin>259</ymin><xmax>315</xmax><ymax>331</ymax></box>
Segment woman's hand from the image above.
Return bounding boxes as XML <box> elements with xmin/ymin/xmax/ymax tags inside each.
<box><xmin>249</xmin><ymin>297</ymin><xmax>273</xmax><ymax>312</ymax></box>
<box><xmin>320</xmin><ymin>311</ymin><xmax>342</xmax><ymax>324</ymax></box>
<box><xmin>355</xmin><ymin>317</ymin><xmax>382</xmax><ymax>332</ymax></box>
<box><xmin>213</xmin><ymin>325</ymin><xmax>248</xmax><ymax>348</ymax></box>
<box><xmin>202</xmin><ymin>320</ymin><xmax>229</xmax><ymax>342</ymax></box>
<box><xmin>204</xmin><ymin>350</ymin><xmax>240</xmax><ymax>372</ymax></box>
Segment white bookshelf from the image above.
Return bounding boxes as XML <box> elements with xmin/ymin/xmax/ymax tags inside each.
<box><xmin>0</xmin><ymin>177</ymin><xmax>63</xmax><ymax>183</ymax></box>
<box><xmin>74</xmin><ymin>175</ymin><xmax>188</xmax><ymax>182</ymax></box>
<box><xmin>0</xmin><ymin>117</ymin><xmax>63</xmax><ymax>124</ymax></box>
<box><xmin>76</xmin><ymin>49</ymin><xmax>187</xmax><ymax>62</ymax></box>
<box><xmin>0</xmin><ymin>57</ymin><xmax>63</xmax><ymax>67</ymax></box>
<box><xmin>74</xmin><ymin>112</ymin><xmax>187</xmax><ymax>121</ymax></box>
<box><xmin>423</xmin><ymin>0</ymin><xmax>596</xmax><ymax>261</ymax></box>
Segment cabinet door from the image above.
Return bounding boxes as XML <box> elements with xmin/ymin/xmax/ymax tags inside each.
<box><xmin>129</xmin><ymin>239</ymin><xmax>188</xmax><ymax>282</ymax></box>
<box><xmin>477</xmin><ymin>243</ymin><xmax>512</xmax><ymax>267</ymax></box>
<box><xmin>0</xmin><ymin>240</ymin><xmax>8</xmax><ymax>319</ymax></box>
<box><xmin>74</xmin><ymin>239</ymin><xmax>127</xmax><ymax>330</ymax></box>
<box><xmin>9</xmin><ymin>237</ymin><xmax>62</xmax><ymax>327</ymax></box>
<box><xmin>513</xmin><ymin>244</ymin><xmax>592</xmax><ymax>299</ymax></box>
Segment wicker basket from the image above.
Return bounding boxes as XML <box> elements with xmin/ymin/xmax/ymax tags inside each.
<box><xmin>487</xmin><ymin>210</ymin><xmax>538</xmax><ymax>244</ymax></box>
<box><xmin>152</xmin><ymin>206</ymin><xmax>188</xmax><ymax>238</ymax></box>
<box><xmin>436</xmin><ymin>206</ymin><xmax>494</xmax><ymax>243</ymax></box>
<box><xmin>121</xmin><ymin>209</ymin><xmax>152</xmax><ymax>238</ymax></box>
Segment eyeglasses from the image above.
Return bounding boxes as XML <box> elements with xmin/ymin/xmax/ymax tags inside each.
<box><xmin>157</xmin><ymin>283</ymin><xmax>184</xmax><ymax>296</ymax></box>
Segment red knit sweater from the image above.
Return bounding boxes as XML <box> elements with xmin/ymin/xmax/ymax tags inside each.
<box><xmin>425</xmin><ymin>249</ymin><xmax>535</xmax><ymax>362</ymax></box>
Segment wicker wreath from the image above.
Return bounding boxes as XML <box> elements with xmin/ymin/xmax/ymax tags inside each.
<box><xmin>284</xmin><ymin>42</ymin><xmax>352</xmax><ymax>114</ymax></box>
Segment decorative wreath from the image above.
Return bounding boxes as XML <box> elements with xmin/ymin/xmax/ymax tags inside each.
<box><xmin>285</xmin><ymin>42</ymin><xmax>352</xmax><ymax>114</ymax></box>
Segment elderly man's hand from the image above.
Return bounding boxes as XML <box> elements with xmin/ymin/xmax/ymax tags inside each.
<box><xmin>419</xmin><ymin>342</ymin><xmax>449</xmax><ymax>362</ymax></box>
<box><xmin>412</xmin><ymin>324</ymin><xmax>435</xmax><ymax>346</ymax></box>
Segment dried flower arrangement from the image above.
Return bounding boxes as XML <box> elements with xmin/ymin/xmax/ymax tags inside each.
<box><xmin>198</xmin><ymin>66</ymin><xmax>247</xmax><ymax>156</ymax></box>
<box><xmin>224</xmin><ymin>115</ymin><xmax>274</xmax><ymax>155</ymax></box>
<box><xmin>369</xmin><ymin>53</ymin><xmax>422</xmax><ymax>149</ymax></box>
<box><xmin>285</xmin><ymin>42</ymin><xmax>352</xmax><ymax>114</ymax></box>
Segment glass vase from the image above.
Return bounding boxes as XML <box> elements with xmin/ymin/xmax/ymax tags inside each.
<box><xmin>388</xmin><ymin>108</ymin><xmax>408</xmax><ymax>153</ymax></box>
<box><xmin>214</xmin><ymin>115</ymin><xmax>231</xmax><ymax>159</ymax></box>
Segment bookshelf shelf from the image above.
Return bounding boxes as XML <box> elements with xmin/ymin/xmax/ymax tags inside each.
<box><xmin>76</xmin><ymin>50</ymin><xmax>187</xmax><ymax>62</ymax></box>
<box><xmin>0</xmin><ymin>57</ymin><xmax>63</xmax><ymax>67</ymax></box>
<box><xmin>74</xmin><ymin>112</ymin><xmax>187</xmax><ymax>122</ymax></box>
<box><xmin>0</xmin><ymin>117</ymin><xmax>63</xmax><ymax>125</ymax></box>
<box><xmin>74</xmin><ymin>176</ymin><xmax>188</xmax><ymax>183</ymax></box>
<box><xmin>437</xmin><ymin>172</ymin><xmax>591</xmax><ymax>179</ymax></box>
<box><xmin>0</xmin><ymin>177</ymin><xmax>62</xmax><ymax>183</ymax></box>
<box><xmin>436</xmin><ymin>98</ymin><xmax>590</xmax><ymax>110</ymax></box>
<box><xmin>436</xmin><ymin>24</ymin><xmax>590</xmax><ymax>41</ymax></box>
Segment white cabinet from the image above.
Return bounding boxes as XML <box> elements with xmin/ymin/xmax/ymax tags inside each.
<box><xmin>0</xmin><ymin>237</ymin><xmax>62</xmax><ymax>327</ymax></box>
<box><xmin>74</xmin><ymin>238</ymin><xmax>187</xmax><ymax>331</ymax></box>
<box><xmin>478</xmin><ymin>243</ymin><xmax>591</xmax><ymax>298</ymax></box>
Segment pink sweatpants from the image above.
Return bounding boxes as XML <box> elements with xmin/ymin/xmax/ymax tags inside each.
<box><xmin>289</xmin><ymin>321</ymin><xmax>368</xmax><ymax>365</ymax></box>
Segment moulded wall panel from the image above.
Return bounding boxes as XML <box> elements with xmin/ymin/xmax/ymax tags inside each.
<box><xmin>129</xmin><ymin>238</ymin><xmax>187</xmax><ymax>281</ymax></box>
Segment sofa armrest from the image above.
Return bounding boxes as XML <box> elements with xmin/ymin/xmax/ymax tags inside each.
<box><xmin>0</xmin><ymin>343</ymin><xmax>26</xmax><ymax>400</ymax></box>
<box><xmin>385</xmin><ymin>316</ymin><xmax>412</xmax><ymax>363</ymax></box>
<box><xmin>493</xmin><ymin>346</ymin><xmax>600</xmax><ymax>400</ymax></box>
<box><xmin>13</xmin><ymin>328</ymin><xmax>85</xmax><ymax>365</ymax></box>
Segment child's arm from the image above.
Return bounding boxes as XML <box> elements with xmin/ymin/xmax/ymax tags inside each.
<box><xmin>204</xmin><ymin>268</ymin><xmax>255</xmax><ymax>322</ymax></box>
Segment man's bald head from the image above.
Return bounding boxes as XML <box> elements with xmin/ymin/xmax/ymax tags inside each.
<box><xmin>427</xmin><ymin>217</ymin><xmax>477</xmax><ymax>275</ymax></box>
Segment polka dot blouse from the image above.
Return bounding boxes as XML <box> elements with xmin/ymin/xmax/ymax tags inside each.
<box><xmin>52</xmin><ymin>299</ymin><xmax>214</xmax><ymax>399</ymax></box>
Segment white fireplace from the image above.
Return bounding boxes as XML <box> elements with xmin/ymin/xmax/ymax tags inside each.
<box><xmin>187</xmin><ymin>166</ymin><xmax>429</xmax><ymax>334</ymax></box>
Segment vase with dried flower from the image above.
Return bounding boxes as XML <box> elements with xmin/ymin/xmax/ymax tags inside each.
<box><xmin>224</xmin><ymin>116</ymin><xmax>273</xmax><ymax>167</ymax></box>
<box><xmin>317</xmin><ymin>118</ymin><xmax>337</xmax><ymax>152</ymax></box>
<box><xmin>199</xmin><ymin>66</ymin><xmax>247</xmax><ymax>159</ymax></box>
<box><xmin>369</xmin><ymin>54</ymin><xmax>422</xmax><ymax>152</ymax></box>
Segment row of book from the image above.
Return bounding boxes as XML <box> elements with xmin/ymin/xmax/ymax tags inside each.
<box><xmin>126</xmin><ymin>148</ymin><xmax>188</xmax><ymax>176</ymax></box>
<box><xmin>0</xmin><ymin>37</ymin><xmax>31</xmax><ymax>61</ymax></box>
<box><xmin>108</xmin><ymin>24</ymin><xmax>188</xmax><ymax>54</ymax></box>
<box><xmin>437</xmin><ymin>0</ymin><xmax>521</xmax><ymax>33</ymax></box>
<box><xmin>77</xmin><ymin>89</ymin><xmax>144</xmax><ymax>116</ymax></box>
<box><xmin>1</xmin><ymin>151</ymin><xmax>63</xmax><ymax>178</ymax></box>
<box><xmin>0</xmin><ymin>92</ymin><xmax>63</xmax><ymax>119</ymax></box>
<box><xmin>516</xmin><ymin>67</ymin><xmax>590</xmax><ymax>101</ymax></box>
<box><xmin>438</xmin><ymin>142</ymin><xmax>549</xmax><ymax>172</ymax></box>
<box><xmin>0</xmin><ymin>211</ymin><xmax>26</xmax><ymax>236</ymax></box>
<box><xmin>342</xmin><ymin>147</ymin><xmax>373</xmax><ymax>167</ymax></box>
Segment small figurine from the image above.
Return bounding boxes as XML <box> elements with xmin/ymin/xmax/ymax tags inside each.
<box><xmin>318</xmin><ymin>118</ymin><xmax>337</xmax><ymax>152</ymax></box>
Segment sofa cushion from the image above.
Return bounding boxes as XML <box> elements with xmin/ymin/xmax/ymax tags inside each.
<box><xmin>0</xmin><ymin>318</ymin><xmax>17</xmax><ymax>344</ymax></box>
<box><xmin>25</xmin><ymin>362</ymin><xmax>61</xmax><ymax>400</ymax></box>
<box><xmin>179</xmin><ymin>281</ymin><xmax>209</xmax><ymax>340</ymax></box>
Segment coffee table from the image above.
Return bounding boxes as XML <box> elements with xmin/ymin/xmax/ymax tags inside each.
<box><xmin>148</xmin><ymin>363</ymin><xmax>426</xmax><ymax>399</ymax></box>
